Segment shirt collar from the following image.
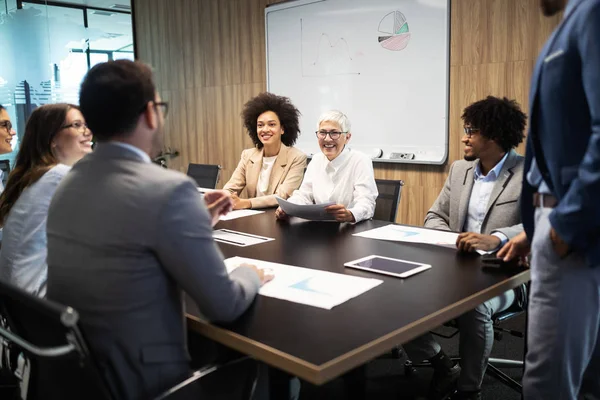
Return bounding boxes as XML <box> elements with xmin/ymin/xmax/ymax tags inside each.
<box><xmin>474</xmin><ymin>151</ymin><xmax>509</xmax><ymax>181</ymax></box>
<box><xmin>108</xmin><ymin>141</ymin><xmax>152</xmax><ymax>163</ymax></box>
<box><xmin>326</xmin><ymin>146</ymin><xmax>350</xmax><ymax>172</ymax></box>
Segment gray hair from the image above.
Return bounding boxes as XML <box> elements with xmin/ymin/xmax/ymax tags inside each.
<box><xmin>317</xmin><ymin>110</ymin><xmax>351</xmax><ymax>133</ymax></box>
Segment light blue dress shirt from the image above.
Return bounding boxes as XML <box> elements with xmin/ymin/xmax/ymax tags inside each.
<box><xmin>0</xmin><ymin>164</ymin><xmax>71</xmax><ymax>297</ymax></box>
<box><xmin>527</xmin><ymin>158</ymin><xmax>552</xmax><ymax>194</ymax></box>
<box><xmin>464</xmin><ymin>153</ymin><xmax>510</xmax><ymax>247</ymax></box>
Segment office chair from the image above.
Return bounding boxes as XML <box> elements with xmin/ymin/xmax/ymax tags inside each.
<box><xmin>0</xmin><ymin>281</ymin><xmax>258</xmax><ymax>400</ymax></box>
<box><xmin>187</xmin><ymin>163</ymin><xmax>222</xmax><ymax>189</ymax></box>
<box><xmin>374</xmin><ymin>179</ymin><xmax>404</xmax><ymax>222</ymax></box>
<box><xmin>0</xmin><ymin>280</ymin><xmax>111</xmax><ymax>400</ymax></box>
<box><xmin>403</xmin><ymin>286</ymin><xmax>528</xmax><ymax>395</ymax></box>
<box><xmin>0</xmin><ymin>160</ymin><xmax>10</xmax><ymax>187</ymax></box>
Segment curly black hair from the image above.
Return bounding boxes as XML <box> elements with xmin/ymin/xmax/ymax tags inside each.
<box><xmin>461</xmin><ymin>96</ymin><xmax>527</xmax><ymax>152</ymax></box>
<box><xmin>242</xmin><ymin>92</ymin><xmax>301</xmax><ymax>148</ymax></box>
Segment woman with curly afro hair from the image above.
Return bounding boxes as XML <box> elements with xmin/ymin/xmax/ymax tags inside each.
<box><xmin>224</xmin><ymin>92</ymin><xmax>307</xmax><ymax>209</ymax></box>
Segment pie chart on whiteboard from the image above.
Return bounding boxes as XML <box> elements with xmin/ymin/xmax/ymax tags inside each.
<box><xmin>378</xmin><ymin>11</ymin><xmax>411</xmax><ymax>51</ymax></box>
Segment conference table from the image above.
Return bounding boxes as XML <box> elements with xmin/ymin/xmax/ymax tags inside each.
<box><xmin>185</xmin><ymin>209</ymin><xmax>529</xmax><ymax>389</ymax></box>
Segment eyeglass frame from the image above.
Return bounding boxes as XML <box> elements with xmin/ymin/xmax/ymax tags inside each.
<box><xmin>315</xmin><ymin>130</ymin><xmax>348</xmax><ymax>141</ymax></box>
<box><xmin>139</xmin><ymin>101</ymin><xmax>169</xmax><ymax>118</ymax></box>
<box><xmin>463</xmin><ymin>126</ymin><xmax>480</xmax><ymax>138</ymax></box>
<box><xmin>61</xmin><ymin>121</ymin><xmax>89</xmax><ymax>133</ymax></box>
<box><xmin>0</xmin><ymin>120</ymin><xmax>13</xmax><ymax>133</ymax></box>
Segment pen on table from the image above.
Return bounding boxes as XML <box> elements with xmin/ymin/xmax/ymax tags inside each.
<box><xmin>221</xmin><ymin>229</ymin><xmax>268</xmax><ymax>240</ymax></box>
<box><xmin>214</xmin><ymin>237</ymin><xmax>246</xmax><ymax>246</ymax></box>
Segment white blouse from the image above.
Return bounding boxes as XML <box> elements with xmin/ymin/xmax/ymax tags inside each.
<box><xmin>287</xmin><ymin>148</ymin><xmax>378</xmax><ymax>223</ymax></box>
<box><xmin>256</xmin><ymin>155</ymin><xmax>278</xmax><ymax>197</ymax></box>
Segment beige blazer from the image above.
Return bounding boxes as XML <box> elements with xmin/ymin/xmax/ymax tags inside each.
<box><xmin>223</xmin><ymin>144</ymin><xmax>307</xmax><ymax>209</ymax></box>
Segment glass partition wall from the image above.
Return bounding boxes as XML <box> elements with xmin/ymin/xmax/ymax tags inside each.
<box><xmin>0</xmin><ymin>0</ymin><xmax>133</xmax><ymax>165</ymax></box>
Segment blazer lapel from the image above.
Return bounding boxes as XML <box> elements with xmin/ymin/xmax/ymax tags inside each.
<box><xmin>267</xmin><ymin>144</ymin><xmax>289</xmax><ymax>194</ymax></box>
<box><xmin>245</xmin><ymin>149</ymin><xmax>263</xmax><ymax>198</ymax></box>
<box><xmin>457</xmin><ymin>163</ymin><xmax>475</xmax><ymax>232</ymax></box>
<box><xmin>484</xmin><ymin>150</ymin><xmax>517</xmax><ymax>217</ymax></box>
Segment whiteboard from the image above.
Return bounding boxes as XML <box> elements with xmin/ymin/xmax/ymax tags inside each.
<box><xmin>266</xmin><ymin>0</ymin><xmax>450</xmax><ymax>164</ymax></box>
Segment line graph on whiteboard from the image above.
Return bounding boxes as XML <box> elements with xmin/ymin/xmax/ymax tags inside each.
<box><xmin>300</xmin><ymin>18</ymin><xmax>361</xmax><ymax>77</ymax></box>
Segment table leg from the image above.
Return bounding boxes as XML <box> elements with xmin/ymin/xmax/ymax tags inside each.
<box><xmin>342</xmin><ymin>364</ymin><xmax>367</xmax><ymax>400</ymax></box>
<box><xmin>268</xmin><ymin>367</ymin><xmax>295</xmax><ymax>399</ymax></box>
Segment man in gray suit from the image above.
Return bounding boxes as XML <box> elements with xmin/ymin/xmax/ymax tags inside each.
<box><xmin>404</xmin><ymin>96</ymin><xmax>527</xmax><ymax>400</ymax></box>
<box><xmin>46</xmin><ymin>60</ymin><xmax>272</xmax><ymax>400</ymax></box>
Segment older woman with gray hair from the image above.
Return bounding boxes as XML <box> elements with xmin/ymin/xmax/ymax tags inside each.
<box><xmin>276</xmin><ymin>110</ymin><xmax>378</xmax><ymax>223</ymax></box>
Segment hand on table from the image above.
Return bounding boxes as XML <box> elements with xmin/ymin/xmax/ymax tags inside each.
<box><xmin>496</xmin><ymin>231</ymin><xmax>530</xmax><ymax>266</ymax></box>
<box><xmin>325</xmin><ymin>204</ymin><xmax>355</xmax><ymax>223</ymax></box>
<box><xmin>231</xmin><ymin>194</ymin><xmax>252</xmax><ymax>210</ymax></box>
<box><xmin>240</xmin><ymin>263</ymin><xmax>274</xmax><ymax>286</ymax></box>
<box><xmin>275</xmin><ymin>207</ymin><xmax>289</xmax><ymax>220</ymax></box>
<box><xmin>456</xmin><ymin>233</ymin><xmax>501</xmax><ymax>252</ymax></box>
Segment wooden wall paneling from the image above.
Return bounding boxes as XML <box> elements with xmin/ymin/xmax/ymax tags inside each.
<box><xmin>133</xmin><ymin>0</ymin><xmax>561</xmax><ymax>227</ymax></box>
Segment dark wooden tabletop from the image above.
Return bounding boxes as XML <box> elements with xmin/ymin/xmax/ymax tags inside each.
<box><xmin>186</xmin><ymin>209</ymin><xmax>530</xmax><ymax>384</ymax></box>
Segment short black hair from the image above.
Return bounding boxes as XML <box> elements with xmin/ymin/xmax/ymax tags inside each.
<box><xmin>0</xmin><ymin>104</ymin><xmax>5</xmax><ymax>111</ymax></box>
<box><xmin>79</xmin><ymin>60</ymin><xmax>155</xmax><ymax>141</ymax></box>
<box><xmin>242</xmin><ymin>92</ymin><xmax>301</xmax><ymax>148</ymax></box>
<box><xmin>462</xmin><ymin>96</ymin><xmax>526</xmax><ymax>152</ymax></box>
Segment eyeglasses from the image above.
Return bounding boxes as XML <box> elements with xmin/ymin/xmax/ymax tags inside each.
<box><xmin>315</xmin><ymin>130</ymin><xmax>348</xmax><ymax>140</ymax></box>
<box><xmin>139</xmin><ymin>101</ymin><xmax>169</xmax><ymax>118</ymax></box>
<box><xmin>61</xmin><ymin>121</ymin><xmax>89</xmax><ymax>133</ymax></box>
<box><xmin>0</xmin><ymin>121</ymin><xmax>12</xmax><ymax>133</ymax></box>
<box><xmin>154</xmin><ymin>101</ymin><xmax>169</xmax><ymax>118</ymax></box>
<box><xmin>463</xmin><ymin>126</ymin><xmax>480</xmax><ymax>138</ymax></box>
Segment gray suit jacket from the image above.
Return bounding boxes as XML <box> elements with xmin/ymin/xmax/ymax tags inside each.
<box><xmin>46</xmin><ymin>143</ymin><xmax>260</xmax><ymax>400</ymax></box>
<box><xmin>424</xmin><ymin>150</ymin><xmax>524</xmax><ymax>239</ymax></box>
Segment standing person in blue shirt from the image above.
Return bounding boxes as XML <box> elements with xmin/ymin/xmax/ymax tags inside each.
<box><xmin>404</xmin><ymin>96</ymin><xmax>527</xmax><ymax>400</ymax></box>
<box><xmin>498</xmin><ymin>0</ymin><xmax>600</xmax><ymax>398</ymax></box>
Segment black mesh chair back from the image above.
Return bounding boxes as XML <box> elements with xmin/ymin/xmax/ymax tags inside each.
<box><xmin>0</xmin><ymin>281</ymin><xmax>113</xmax><ymax>400</ymax></box>
<box><xmin>186</xmin><ymin>163</ymin><xmax>221</xmax><ymax>189</ymax></box>
<box><xmin>374</xmin><ymin>179</ymin><xmax>404</xmax><ymax>222</ymax></box>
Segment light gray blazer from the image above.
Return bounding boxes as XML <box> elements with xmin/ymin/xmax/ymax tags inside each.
<box><xmin>424</xmin><ymin>150</ymin><xmax>524</xmax><ymax>239</ymax></box>
<box><xmin>46</xmin><ymin>143</ymin><xmax>260</xmax><ymax>400</ymax></box>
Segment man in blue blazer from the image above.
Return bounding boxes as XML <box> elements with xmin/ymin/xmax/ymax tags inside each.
<box><xmin>498</xmin><ymin>0</ymin><xmax>600</xmax><ymax>398</ymax></box>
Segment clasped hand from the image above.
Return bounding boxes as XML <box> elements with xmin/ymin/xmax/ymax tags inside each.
<box><xmin>203</xmin><ymin>190</ymin><xmax>233</xmax><ymax>226</ymax></box>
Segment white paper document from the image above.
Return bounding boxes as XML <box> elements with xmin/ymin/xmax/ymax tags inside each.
<box><xmin>219</xmin><ymin>209</ymin><xmax>264</xmax><ymax>221</ymax></box>
<box><xmin>225</xmin><ymin>256</ymin><xmax>383</xmax><ymax>310</ymax></box>
<box><xmin>276</xmin><ymin>197</ymin><xmax>336</xmax><ymax>221</ymax></box>
<box><xmin>354</xmin><ymin>224</ymin><xmax>459</xmax><ymax>248</ymax></box>
<box><xmin>213</xmin><ymin>229</ymin><xmax>274</xmax><ymax>247</ymax></box>
<box><xmin>353</xmin><ymin>224</ymin><xmax>491</xmax><ymax>254</ymax></box>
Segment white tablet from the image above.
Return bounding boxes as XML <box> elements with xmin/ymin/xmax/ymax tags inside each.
<box><xmin>344</xmin><ymin>255</ymin><xmax>431</xmax><ymax>278</ymax></box>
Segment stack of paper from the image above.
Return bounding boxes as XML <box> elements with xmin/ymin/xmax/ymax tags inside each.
<box><xmin>225</xmin><ymin>257</ymin><xmax>383</xmax><ymax>309</ymax></box>
<box><xmin>213</xmin><ymin>229</ymin><xmax>274</xmax><ymax>247</ymax></box>
<box><xmin>354</xmin><ymin>224</ymin><xmax>492</xmax><ymax>254</ymax></box>
<box><xmin>354</xmin><ymin>224</ymin><xmax>459</xmax><ymax>247</ymax></box>
<box><xmin>219</xmin><ymin>209</ymin><xmax>264</xmax><ymax>221</ymax></box>
<box><xmin>276</xmin><ymin>197</ymin><xmax>336</xmax><ymax>221</ymax></box>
